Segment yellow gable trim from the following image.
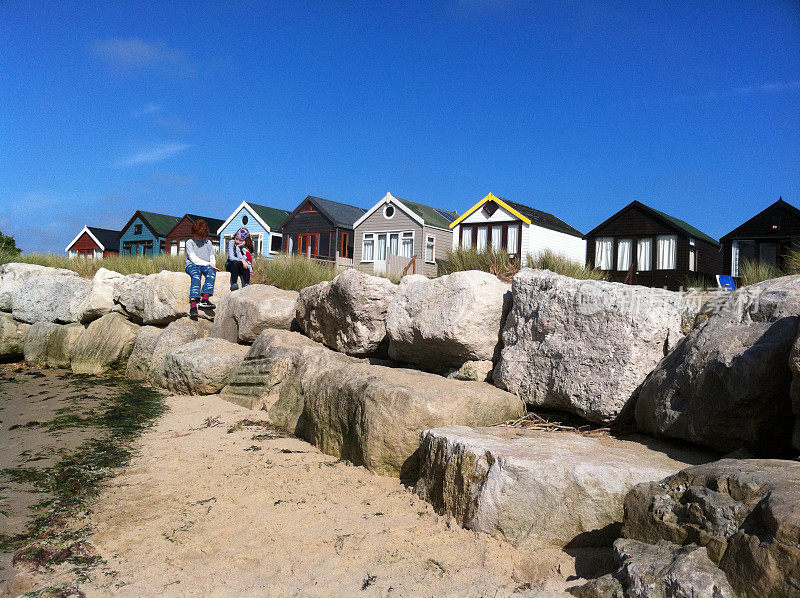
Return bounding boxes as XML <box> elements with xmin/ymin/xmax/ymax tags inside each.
<box><xmin>449</xmin><ymin>193</ymin><xmax>531</xmax><ymax>228</ymax></box>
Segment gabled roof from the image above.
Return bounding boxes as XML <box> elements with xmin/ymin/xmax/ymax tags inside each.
<box><xmin>120</xmin><ymin>210</ymin><xmax>181</xmax><ymax>239</ymax></box>
<box><xmin>173</xmin><ymin>214</ymin><xmax>226</xmax><ymax>237</ymax></box>
<box><xmin>450</xmin><ymin>193</ymin><xmax>583</xmax><ymax>238</ymax></box>
<box><xmin>719</xmin><ymin>197</ymin><xmax>800</xmax><ymax>241</ymax></box>
<box><xmin>584</xmin><ymin>201</ymin><xmax>719</xmax><ymax>247</ymax></box>
<box><xmin>65</xmin><ymin>225</ymin><xmax>120</xmax><ymax>252</ymax></box>
<box><xmin>352</xmin><ymin>193</ymin><xmax>457</xmax><ymax>230</ymax></box>
<box><xmin>87</xmin><ymin>227</ymin><xmax>121</xmax><ymax>249</ymax></box>
<box><xmin>216</xmin><ymin>201</ymin><xmax>291</xmax><ymax>234</ymax></box>
<box><xmin>282</xmin><ymin>196</ymin><xmax>366</xmax><ymax>229</ymax></box>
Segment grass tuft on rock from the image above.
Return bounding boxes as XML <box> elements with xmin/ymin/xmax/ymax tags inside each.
<box><xmin>438</xmin><ymin>248</ymin><xmax>606</xmax><ymax>282</ymax></box>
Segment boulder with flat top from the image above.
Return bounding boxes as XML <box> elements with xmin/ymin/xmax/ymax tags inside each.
<box><xmin>78</xmin><ymin>267</ymin><xmax>127</xmax><ymax>323</ymax></box>
<box><xmin>210</xmin><ymin>284</ymin><xmax>298</xmax><ymax>343</ymax></box>
<box><xmin>0</xmin><ymin>263</ymin><xmax>79</xmax><ymax>312</ymax></box>
<box><xmin>11</xmin><ymin>275</ymin><xmax>91</xmax><ymax>324</ymax></box>
<box><xmin>161</xmin><ymin>337</ymin><xmax>249</xmax><ymax>394</ymax></box>
<box><xmin>386</xmin><ymin>271</ymin><xmax>510</xmax><ymax>370</ymax></box>
<box><xmin>221</xmin><ymin>329</ymin><xmax>524</xmax><ymax>478</ymax></box>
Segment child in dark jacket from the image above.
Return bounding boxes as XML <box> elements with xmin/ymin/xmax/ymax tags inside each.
<box><xmin>225</xmin><ymin>228</ymin><xmax>251</xmax><ymax>291</ymax></box>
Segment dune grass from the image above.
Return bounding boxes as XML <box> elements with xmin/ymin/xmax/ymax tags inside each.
<box><xmin>256</xmin><ymin>254</ymin><xmax>336</xmax><ymax>291</ymax></box>
<box><xmin>438</xmin><ymin>248</ymin><xmax>606</xmax><ymax>282</ymax></box>
<box><xmin>738</xmin><ymin>259</ymin><xmax>785</xmax><ymax>287</ymax></box>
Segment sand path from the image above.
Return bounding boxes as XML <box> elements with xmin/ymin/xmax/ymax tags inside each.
<box><xmin>55</xmin><ymin>394</ymin><xmax>589</xmax><ymax>597</ymax></box>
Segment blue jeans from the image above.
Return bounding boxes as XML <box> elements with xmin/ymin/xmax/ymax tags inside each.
<box><xmin>185</xmin><ymin>264</ymin><xmax>216</xmax><ymax>299</ymax></box>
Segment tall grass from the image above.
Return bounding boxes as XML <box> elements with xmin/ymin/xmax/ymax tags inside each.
<box><xmin>438</xmin><ymin>248</ymin><xmax>520</xmax><ymax>282</ymax></box>
<box><xmin>525</xmin><ymin>249</ymin><xmax>608</xmax><ymax>281</ymax></box>
<box><xmin>256</xmin><ymin>254</ymin><xmax>336</xmax><ymax>291</ymax></box>
<box><xmin>738</xmin><ymin>259</ymin><xmax>785</xmax><ymax>287</ymax></box>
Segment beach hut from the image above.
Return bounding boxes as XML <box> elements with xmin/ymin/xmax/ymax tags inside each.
<box><xmin>449</xmin><ymin>193</ymin><xmax>585</xmax><ymax>265</ymax></box>
<box><xmin>65</xmin><ymin>226</ymin><xmax>120</xmax><ymax>259</ymax></box>
<box><xmin>280</xmin><ymin>196</ymin><xmax>366</xmax><ymax>265</ymax></box>
<box><xmin>584</xmin><ymin>200</ymin><xmax>720</xmax><ymax>290</ymax></box>
<box><xmin>118</xmin><ymin>211</ymin><xmax>180</xmax><ymax>257</ymax></box>
<box><xmin>352</xmin><ymin>192</ymin><xmax>457</xmax><ymax>277</ymax></box>
<box><xmin>720</xmin><ymin>197</ymin><xmax>800</xmax><ymax>277</ymax></box>
<box><xmin>216</xmin><ymin>201</ymin><xmax>290</xmax><ymax>257</ymax></box>
<box><xmin>165</xmin><ymin>214</ymin><xmax>225</xmax><ymax>256</ymax></box>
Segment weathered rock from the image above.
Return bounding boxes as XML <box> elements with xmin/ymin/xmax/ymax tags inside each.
<box><xmin>221</xmin><ymin>329</ymin><xmax>525</xmax><ymax>477</ymax></box>
<box><xmin>211</xmin><ymin>284</ymin><xmax>298</xmax><ymax>343</ymax></box>
<box><xmin>70</xmin><ymin>313</ymin><xmax>139</xmax><ymax>374</ymax></box>
<box><xmin>23</xmin><ymin>322</ymin><xmax>84</xmax><ymax>367</ymax></box>
<box><xmin>386</xmin><ymin>271</ymin><xmax>510</xmax><ymax>370</ymax></box>
<box><xmin>494</xmin><ymin>269</ymin><xmax>690</xmax><ymax>424</ymax></box>
<box><xmin>622</xmin><ymin>459</ymin><xmax>800</xmax><ymax>598</ymax></box>
<box><xmin>788</xmin><ymin>329</ymin><xmax>800</xmax><ymax>451</ymax></box>
<box><xmin>415</xmin><ymin>426</ymin><xmax>710</xmax><ymax>549</ymax></box>
<box><xmin>570</xmin><ymin>539</ymin><xmax>736</xmax><ymax>598</ymax></box>
<box><xmin>114</xmin><ymin>270</ymin><xmax>232</xmax><ymax>325</ymax></box>
<box><xmin>296</xmin><ymin>269</ymin><xmax>396</xmax><ymax>357</ymax></box>
<box><xmin>161</xmin><ymin>337</ymin><xmax>248</xmax><ymax>394</ymax></box>
<box><xmin>448</xmin><ymin>360</ymin><xmax>494</xmax><ymax>382</ymax></box>
<box><xmin>0</xmin><ymin>313</ymin><xmax>29</xmax><ymax>361</ymax></box>
<box><xmin>124</xmin><ymin>325</ymin><xmax>164</xmax><ymax>381</ymax></box>
<box><xmin>636</xmin><ymin>275</ymin><xmax>800</xmax><ymax>455</ymax></box>
<box><xmin>0</xmin><ymin>263</ymin><xmax>78</xmax><ymax>312</ymax></box>
<box><xmin>149</xmin><ymin>317</ymin><xmax>211</xmax><ymax>386</ymax></box>
<box><xmin>78</xmin><ymin>268</ymin><xmax>127</xmax><ymax>323</ymax></box>
<box><xmin>10</xmin><ymin>275</ymin><xmax>92</xmax><ymax>324</ymax></box>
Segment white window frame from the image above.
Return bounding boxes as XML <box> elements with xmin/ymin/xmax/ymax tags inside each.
<box><xmin>383</xmin><ymin>204</ymin><xmax>396</xmax><ymax>220</ymax></box>
<box><xmin>656</xmin><ymin>234</ymin><xmax>678</xmax><ymax>270</ymax></box>
<box><xmin>400</xmin><ymin>230</ymin><xmax>414</xmax><ymax>259</ymax></box>
<box><xmin>425</xmin><ymin>235</ymin><xmax>436</xmax><ymax>263</ymax></box>
<box><xmin>362</xmin><ymin>233</ymin><xmax>375</xmax><ymax>263</ymax></box>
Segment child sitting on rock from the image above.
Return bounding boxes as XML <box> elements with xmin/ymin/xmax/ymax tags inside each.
<box><xmin>185</xmin><ymin>219</ymin><xmax>219</xmax><ymax>319</ymax></box>
<box><xmin>226</xmin><ymin>228</ymin><xmax>251</xmax><ymax>291</ymax></box>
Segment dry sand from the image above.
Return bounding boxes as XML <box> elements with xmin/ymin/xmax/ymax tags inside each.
<box><xmin>8</xmin><ymin>391</ymin><xmax>602</xmax><ymax>596</ymax></box>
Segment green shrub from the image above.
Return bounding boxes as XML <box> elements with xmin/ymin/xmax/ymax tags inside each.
<box><xmin>525</xmin><ymin>250</ymin><xmax>608</xmax><ymax>281</ymax></box>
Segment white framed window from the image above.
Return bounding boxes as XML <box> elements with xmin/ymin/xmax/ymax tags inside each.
<box><xmin>616</xmin><ymin>238</ymin><xmax>632</xmax><ymax>271</ymax></box>
<box><xmin>270</xmin><ymin>234</ymin><xmax>282</xmax><ymax>253</ymax></box>
<box><xmin>491</xmin><ymin>225</ymin><xmax>502</xmax><ymax>248</ymax></box>
<box><xmin>288</xmin><ymin>235</ymin><xmax>295</xmax><ymax>254</ymax></box>
<box><xmin>425</xmin><ymin>235</ymin><xmax>436</xmax><ymax>263</ymax></box>
<box><xmin>731</xmin><ymin>240</ymin><xmax>739</xmax><ymax>277</ymax></box>
<box><xmin>477</xmin><ymin>226</ymin><xmax>488</xmax><ymax>251</ymax></box>
<box><xmin>362</xmin><ymin>233</ymin><xmax>374</xmax><ymax>262</ymax></box>
<box><xmin>383</xmin><ymin>204</ymin><xmax>395</xmax><ymax>219</ymax></box>
<box><xmin>179</xmin><ymin>239</ymin><xmax>186</xmax><ymax>254</ymax></box>
<box><xmin>461</xmin><ymin>226</ymin><xmax>472</xmax><ymax>249</ymax></box>
<box><xmin>595</xmin><ymin>237</ymin><xmax>614</xmax><ymax>270</ymax></box>
<box><xmin>637</xmin><ymin>238</ymin><xmax>652</xmax><ymax>271</ymax></box>
<box><xmin>506</xmin><ymin>225</ymin><xmax>519</xmax><ymax>255</ymax></box>
<box><xmin>657</xmin><ymin>235</ymin><xmax>677</xmax><ymax>270</ymax></box>
<box><xmin>401</xmin><ymin>231</ymin><xmax>413</xmax><ymax>258</ymax></box>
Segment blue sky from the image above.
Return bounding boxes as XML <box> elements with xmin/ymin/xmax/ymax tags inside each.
<box><xmin>1</xmin><ymin>1</ymin><xmax>798</xmax><ymax>253</ymax></box>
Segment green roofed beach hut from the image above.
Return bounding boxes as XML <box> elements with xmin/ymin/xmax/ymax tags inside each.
<box><xmin>118</xmin><ymin>210</ymin><xmax>181</xmax><ymax>256</ymax></box>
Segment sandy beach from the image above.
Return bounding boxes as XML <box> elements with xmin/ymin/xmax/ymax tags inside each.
<box><xmin>3</xmin><ymin>373</ymin><xmax>601</xmax><ymax>596</ymax></box>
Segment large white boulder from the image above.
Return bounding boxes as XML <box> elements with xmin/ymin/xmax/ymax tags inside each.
<box><xmin>70</xmin><ymin>312</ymin><xmax>140</xmax><ymax>374</ymax></box>
<box><xmin>11</xmin><ymin>275</ymin><xmax>91</xmax><ymax>324</ymax></box>
<box><xmin>23</xmin><ymin>321</ymin><xmax>84</xmax><ymax>367</ymax></box>
<box><xmin>78</xmin><ymin>267</ymin><xmax>127</xmax><ymax>323</ymax></box>
<box><xmin>415</xmin><ymin>425</ymin><xmax>710</xmax><ymax>549</ymax></box>
<box><xmin>149</xmin><ymin>317</ymin><xmax>212</xmax><ymax>386</ymax></box>
<box><xmin>210</xmin><ymin>284</ymin><xmax>298</xmax><ymax>343</ymax></box>
<box><xmin>221</xmin><ymin>329</ymin><xmax>525</xmax><ymax>478</ymax></box>
<box><xmin>0</xmin><ymin>313</ymin><xmax>29</xmax><ymax>361</ymax></box>
<box><xmin>0</xmin><ymin>263</ymin><xmax>78</xmax><ymax>312</ymax></box>
<box><xmin>114</xmin><ymin>270</ymin><xmax>232</xmax><ymax>325</ymax></box>
<box><xmin>636</xmin><ymin>275</ymin><xmax>800</xmax><ymax>455</ymax></box>
<box><xmin>494</xmin><ymin>269</ymin><xmax>689</xmax><ymax>424</ymax></box>
<box><xmin>386</xmin><ymin>271</ymin><xmax>510</xmax><ymax>370</ymax></box>
<box><xmin>296</xmin><ymin>269</ymin><xmax>396</xmax><ymax>357</ymax></box>
<box><xmin>161</xmin><ymin>337</ymin><xmax>249</xmax><ymax>395</ymax></box>
<box><xmin>125</xmin><ymin>325</ymin><xmax>164</xmax><ymax>382</ymax></box>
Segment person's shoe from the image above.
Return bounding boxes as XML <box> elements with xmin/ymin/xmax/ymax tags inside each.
<box><xmin>242</xmin><ymin>283</ymin><xmax>250</xmax><ymax>288</ymax></box>
<box><xmin>230</xmin><ymin>284</ymin><xmax>239</xmax><ymax>291</ymax></box>
<box><xmin>189</xmin><ymin>305</ymin><xmax>199</xmax><ymax>320</ymax></box>
<box><xmin>198</xmin><ymin>298</ymin><xmax>216</xmax><ymax>309</ymax></box>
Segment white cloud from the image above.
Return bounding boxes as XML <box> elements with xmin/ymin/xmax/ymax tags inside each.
<box><xmin>131</xmin><ymin>103</ymin><xmax>163</xmax><ymax>118</ymax></box>
<box><xmin>734</xmin><ymin>80</ymin><xmax>800</xmax><ymax>95</ymax></box>
<box><xmin>92</xmin><ymin>38</ymin><xmax>192</xmax><ymax>74</ymax></box>
<box><xmin>114</xmin><ymin>143</ymin><xmax>192</xmax><ymax>167</ymax></box>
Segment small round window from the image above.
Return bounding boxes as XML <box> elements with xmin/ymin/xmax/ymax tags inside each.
<box><xmin>383</xmin><ymin>204</ymin><xmax>395</xmax><ymax>219</ymax></box>
<box><xmin>242</xmin><ymin>215</ymin><xmax>249</xmax><ymax>225</ymax></box>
